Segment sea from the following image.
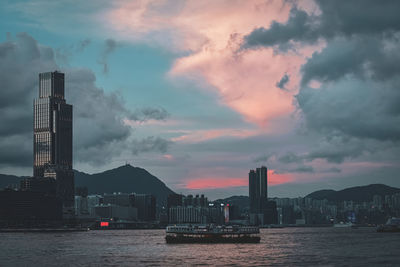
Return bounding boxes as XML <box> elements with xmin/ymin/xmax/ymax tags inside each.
<box><xmin>0</xmin><ymin>227</ymin><xmax>399</xmax><ymax>266</ymax></box>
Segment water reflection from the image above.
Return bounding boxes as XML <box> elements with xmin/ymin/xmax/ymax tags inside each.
<box><xmin>1</xmin><ymin>228</ymin><xmax>400</xmax><ymax>266</ymax></box>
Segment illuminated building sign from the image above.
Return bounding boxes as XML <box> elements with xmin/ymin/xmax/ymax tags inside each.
<box><xmin>100</xmin><ymin>221</ymin><xmax>109</xmax><ymax>227</ymax></box>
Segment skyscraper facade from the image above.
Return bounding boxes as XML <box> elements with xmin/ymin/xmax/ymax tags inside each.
<box><xmin>33</xmin><ymin>71</ymin><xmax>74</xmax><ymax>216</ymax></box>
<box><xmin>249</xmin><ymin>166</ymin><xmax>268</xmax><ymax>213</ymax></box>
<box><xmin>248</xmin><ymin>166</ymin><xmax>277</xmax><ymax>225</ymax></box>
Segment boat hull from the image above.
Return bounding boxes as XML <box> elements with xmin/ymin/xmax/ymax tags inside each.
<box><xmin>166</xmin><ymin>235</ymin><xmax>260</xmax><ymax>244</ymax></box>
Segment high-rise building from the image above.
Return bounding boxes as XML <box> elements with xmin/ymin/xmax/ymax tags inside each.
<box><xmin>249</xmin><ymin>166</ymin><xmax>268</xmax><ymax>213</ymax></box>
<box><xmin>130</xmin><ymin>194</ymin><xmax>156</xmax><ymax>221</ymax></box>
<box><xmin>249</xmin><ymin>166</ymin><xmax>276</xmax><ymax>225</ymax></box>
<box><xmin>249</xmin><ymin>169</ymin><xmax>257</xmax><ymax>213</ymax></box>
<box><xmin>33</xmin><ymin>71</ymin><xmax>74</xmax><ymax>217</ymax></box>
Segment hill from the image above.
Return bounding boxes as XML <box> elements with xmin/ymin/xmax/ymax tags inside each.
<box><xmin>74</xmin><ymin>164</ymin><xmax>175</xmax><ymax>204</ymax></box>
<box><xmin>0</xmin><ymin>164</ymin><xmax>175</xmax><ymax>205</ymax></box>
<box><xmin>0</xmin><ymin>174</ymin><xmax>25</xmax><ymax>189</ymax></box>
<box><xmin>306</xmin><ymin>184</ymin><xmax>400</xmax><ymax>202</ymax></box>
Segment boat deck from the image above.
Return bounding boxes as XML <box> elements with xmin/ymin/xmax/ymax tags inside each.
<box><xmin>166</xmin><ymin>225</ymin><xmax>260</xmax><ymax>243</ymax></box>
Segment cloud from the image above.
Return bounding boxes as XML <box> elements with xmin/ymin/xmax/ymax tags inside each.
<box><xmin>322</xmin><ymin>167</ymin><xmax>341</xmax><ymax>173</ymax></box>
<box><xmin>297</xmin><ymin>78</ymin><xmax>400</xmax><ymax>142</ymax></box>
<box><xmin>276</xmin><ymin>73</ymin><xmax>290</xmax><ymax>90</ymax></box>
<box><xmin>242</xmin><ymin>0</ymin><xmax>400</xmax><ymax>163</ymax></box>
<box><xmin>54</xmin><ymin>39</ymin><xmax>92</xmax><ymax>65</ymax></box>
<box><xmin>98</xmin><ymin>38</ymin><xmax>120</xmax><ymax>73</ymax></box>
<box><xmin>0</xmin><ymin>33</ymin><xmax>170</xmax><ymax>168</ymax></box>
<box><xmin>108</xmin><ymin>0</ymin><xmax>313</xmax><ymax>127</ymax></box>
<box><xmin>244</xmin><ymin>1</ymin><xmax>400</xmax><ymax>50</ymax></box>
<box><xmin>278</xmin><ymin>152</ymin><xmax>303</xmax><ymax>164</ymax></box>
<box><xmin>77</xmin><ymin>38</ymin><xmax>91</xmax><ymax>52</ymax></box>
<box><xmin>253</xmin><ymin>153</ymin><xmax>274</xmax><ymax>163</ymax></box>
<box><xmin>290</xmin><ymin>165</ymin><xmax>314</xmax><ymax>173</ymax></box>
<box><xmin>131</xmin><ymin>136</ymin><xmax>171</xmax><ymax>155</ymax></box>
<box><xmin>245</xmin><ymin>7</ymin><xmax>319</xmax><ymax>50</ymax></box>
<box><xmin>128</xmin><ymin>107</ymin><xmax>169</xmax><ymax>122</ymax></box>
<box><xmin>185</xmin><ymin>177</ymin><xmax>248</xmax><ymax>190</ymax></box>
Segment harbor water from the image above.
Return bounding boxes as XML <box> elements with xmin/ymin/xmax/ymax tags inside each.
<box><xmin>1</xmin><ymin>227</ymin><xmax>399</xmax><ymax>266</ymax></box>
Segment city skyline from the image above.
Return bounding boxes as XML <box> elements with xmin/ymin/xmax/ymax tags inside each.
<box><xmin>1</xmin><ymin>1</ymin><xmax>400</xmax><ymax>199</ymax></box>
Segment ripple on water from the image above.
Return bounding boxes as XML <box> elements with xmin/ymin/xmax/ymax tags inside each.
<box><xmin>1</xmin><ymin>228</ymin><xmax>400</xmax><ymax>266</ymax></box>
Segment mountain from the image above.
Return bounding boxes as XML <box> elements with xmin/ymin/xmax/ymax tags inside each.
<box><xmin>0</xmin><ymin>174</ymin><xmax>25</xmax><ymax>189</ymax></box>
<box><xmin>0</xmin><ymin>164</ymin><xmax>175</xmax><ymax>205</ymax></box>
<box><xmin>74</xmin><ymin>164</ymin><xmax>175</xmax><ymax>204</ymax></box>
<box><xmin>306</xmin><ymin>184</ymin><xmax>400</xmax><ymax>202</ymax></box>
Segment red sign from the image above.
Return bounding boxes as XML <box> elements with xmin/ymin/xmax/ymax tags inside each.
<box><xmin>100</xmin><ymin>221</ymin><xmax>109</xmax><ymax>227</ymax></box>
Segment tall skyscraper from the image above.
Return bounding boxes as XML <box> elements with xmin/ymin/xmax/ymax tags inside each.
<box><xmin>249</xmin><ymin>166</ymin><xmax>268</xmax><ymax>213</ymax></box>
<box><xmin>33</xmin><ymin>71</ymin><xmax>74</xmax><ymax>216</ymax></box>
<box><xmin>256</xmin><ymin>166</ymin><xmax>268</xmax><ymax>203</ymax></box>
<box><xmin>249</xmin><ymin>169</ymin><xmax>257</xmax><ymax>213</ymax></box>
<box><xmin>249</xmin><ymin>166</ymin><xmax>275</xmax><ymax>225</ymax></box>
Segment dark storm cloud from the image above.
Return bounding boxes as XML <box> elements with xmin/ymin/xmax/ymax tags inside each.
<box><xmin>243</xmin><ymin>1</ymin><xmax>400</xmax><ymax>163</ymax></box>
<box><xmin>276</xmin><ymin>74</ymin><xmax>289</xmax><ymax>90</ymax></box>
<box><xmin>296</xmin><ymin>78</ymin><xmax>400</xmax><ymax>142</ymax></box>
<box><xmin>300</xmin><ymin>36</ymin><xmax>400</xmax><ymax>86</ymax></box>
<box><xmin>99</xmin><ymin>38</ymin><xmax>120</xmax><ymax>74</ymax></box>
<box><xmin>0</xmin><ymin>33</ymin><xmax>170</xmax><ymax>167</ymax></box>
<box><xmin>0</xmin><ymin>134</ymin><xmax>32</xmax><ymax>167</ymax></box>
<box><xmin>245</xmin><ymin>1</ymin><xmax>400</xmax><ymax>50</ymax></box>
<box><xmin>245</xmin><ymin>7</ymin><xmax>319</xmax><ymax>49</ymax></box>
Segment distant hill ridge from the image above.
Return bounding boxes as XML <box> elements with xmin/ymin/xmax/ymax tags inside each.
<box><xmin>306</xmin><ymin>184</ymin><xmax>400</xmax><ymax>202</ymax></box>
<box><xmin>215</xmin><ymin>184</ymin><xmax>400</xmax><ymax>206</ymax></box>
<box><xmin>0</xmin><ymin>164</ymin><xmax>175</xmax><ymax>204</ymax></box>
<box><xmin>1</xmin><ymin>169</ymin><xmax>400</xmax><ymax>205</ymax></box>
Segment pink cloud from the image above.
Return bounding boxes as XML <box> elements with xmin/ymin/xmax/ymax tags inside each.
<box><xmin>185</xmin><ymin>169</ymin><xmax>292</xmax><ymax>189</ymax></box>
<box><xmin>162</xmin><ymin>154</ymin><xmax>173</xmax><ymax>160</ymax></box>
<box><xmin>107</xmin><ymin>0</ymin><xmax>325</xmax><ymax>128</ymax></box>
<box><xmin>186</xmin><ymin>177</ymin><xmax>248</xmax><ymax>189</ymax></box>
<box><xmin>170</xmin><ymin>128</ymin><xmax>259</xmax><ymax>143</ymax></box>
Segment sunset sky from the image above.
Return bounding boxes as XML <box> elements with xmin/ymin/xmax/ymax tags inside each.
<box><xmin>1</xmin><ymin>0</ymin><xmax>400</xmax><ymax>199</ymax></box>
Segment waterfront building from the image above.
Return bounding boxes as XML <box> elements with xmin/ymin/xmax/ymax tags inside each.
<box><xmin>0</xmin><ymin>190</ymin><xmax>62</xmax><ymax>227</ymax></box>
<box><xmin>130</xmin><ymin>194</ymin><xmax>156</xmax><ymax>221</ymax></box>
<box><xmin>93</xmin><ymin>204</ymin><xmax>137</xmax><ymax>221</ymax></box>
<box><xmin>33</xmin><ymin>71</ymin><xmax>74</xmax><ymax>217</ymax></box>
<box><xmin>103</xmin><ymin>192</ymin><xmax>131</xmax><ymax>207</ymax></box>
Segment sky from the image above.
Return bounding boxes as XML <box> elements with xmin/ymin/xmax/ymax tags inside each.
<box><xmin>1</xmin><ymin>0</ymin><xmax>400</xmax><ymax>199</ymax></box>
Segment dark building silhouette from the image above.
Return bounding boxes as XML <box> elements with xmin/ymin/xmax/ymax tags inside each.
<box><xmin>168</xmin><ymin>194</ymin><xmax>183</xmax><ymax>208</ymax></box>
<box><xmin>263</xmin><ymin>201</ymin><xmax>278</xmax><ymax>224</ymax></box>
<box><xmin>33</xmin><ymin>71</ymin><xmax>74</xmax><ymax>217</ymax></box>
<box><xmin>0</xmin><ymin>190</ymin><xmax>62</xmax><ymax>227</ymax></box>
<box><xmin>130</xmin><ymin>194</ymin><xmax>156</xmax><ymax>221</ymax></box>
<box><xmin>167</xmin><ymin>193</ymin><xmax>183</xmax><ymax>222</ymax></box>
<box><xmin>20</xmin><ymin>177</ymin><xmax>56</xmax><ymax>194</ymax></box>
<box><xmin>249</xmin><ymin>166</ymin><xmax>268</xmax><ymax>213</ymax></box>
<box><xmin>281</xmin><ymin>205</ymin><xmax>296</xmax><ymax>224</ymax></box>
<box><xmin>249</xmin><ymin>166</ymin><xmax>277</xmax><ymax>225</ymax></box>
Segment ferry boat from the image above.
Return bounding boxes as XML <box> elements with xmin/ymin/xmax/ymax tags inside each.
<box><xmin>377</xmin><ymin>217</ymin><xmax>400</xmax><ymax>232</ymax></box>
<box><xmin>165</xmin><ymin>225</ymin><xmax>260</xmax><ymax>243</ymax></box>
